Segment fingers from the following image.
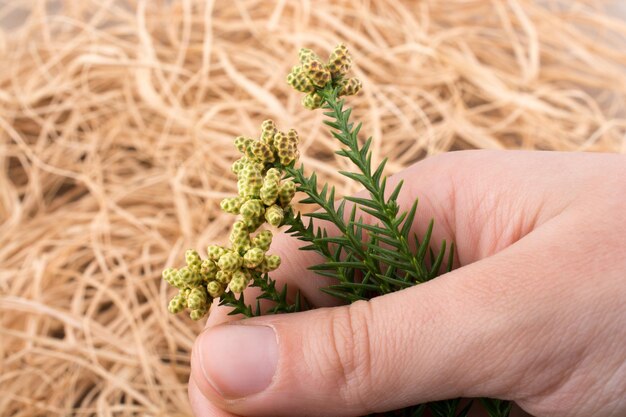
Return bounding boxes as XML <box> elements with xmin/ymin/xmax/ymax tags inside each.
<box><xmin>189</xmin><ymin>270</ymin><xmax>496</xmax><ymax>416</ymax></box>
<box><xmin>189</xmin><ymin>224</ymin><xmax>566</xmax><ymax>417</ymax></box>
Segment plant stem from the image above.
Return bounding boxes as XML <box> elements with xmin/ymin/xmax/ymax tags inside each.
<box><xmin>219</xmin><ymin>271</ymin><xmax>302</xmax><ymax>317</ymax></box>
<box><xmin>284</xmin><ymin>164</ymin><xmax>384</xmax><ymax>285</ymax></box>
<box><xmin>318</xmin><ymin>86</ymin><xmax>430</xmax><ymax>282</ymax></box>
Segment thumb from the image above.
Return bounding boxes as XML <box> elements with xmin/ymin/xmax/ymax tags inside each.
<box><xmin>189</xmin><ymin>242</ymin><xmax>542</xmax><ymax>417</ymax></box>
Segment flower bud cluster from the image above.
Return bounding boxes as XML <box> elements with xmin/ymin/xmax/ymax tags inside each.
<box><xmin>163</xmin><ymin>120</ymin><xmax>300</xmax><ymax>320</ymax></box>
<box><xmin>287</xmin><ymin>43</ymin><xmax>361</xmax><ymax>109</ymax></box>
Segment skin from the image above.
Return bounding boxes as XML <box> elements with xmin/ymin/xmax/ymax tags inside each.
<box><xmin>188</xmin><ymin>150</ymin><xmax>626</xmax><ymax>417</ymax></box>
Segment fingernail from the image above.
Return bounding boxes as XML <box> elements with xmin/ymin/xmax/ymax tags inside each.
<box><xmin>197</xmin><ymin>324</ymin><xmax>278</xmax><ymax>398</ymax></box>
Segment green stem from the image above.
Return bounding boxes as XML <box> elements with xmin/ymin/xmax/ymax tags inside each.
<box><xmin>219</xmin><ymin>271</ymin><xmax>302</xmax><ymax>317</ymax></box>
<box><xmin>318</xmin><ymin>86</ymin><xmax>429</xmax><ymax>282</ymax></box>
<box><xmin>284</xmin><ymin>165</ymin><xmax>384</xmax><ymax>283</ymax></box>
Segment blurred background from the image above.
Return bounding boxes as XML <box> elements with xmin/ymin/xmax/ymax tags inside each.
<box><xmin>1</xmin><ymin>1</ymin><xmax>625</xmax><ymax>416</ymax></box>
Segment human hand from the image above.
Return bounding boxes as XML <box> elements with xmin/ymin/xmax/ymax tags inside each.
<box><xmin>188</xmin><ymin>150</ymin><xmax>626</xmax><ymax>417</ymax></box>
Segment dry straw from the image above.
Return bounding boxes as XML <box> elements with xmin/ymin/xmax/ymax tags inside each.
<box><xmin>1</xmin><ymin>0</ymin><xmax>625</xmax><ymax>415</ymax></box>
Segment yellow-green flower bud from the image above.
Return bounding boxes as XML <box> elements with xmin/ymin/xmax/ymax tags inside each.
<box><xmin>260</xmin><ymin>119</ymin><xmax>278</xmax><ymax>144</ymax></box>
<box><xmin>235</xmin><ymin>158</ymin><xmax>265</xmax><ymax>178</ymax></box>
<box><xmin>190</xmin><ymin>305</ymin><xmax>209</xmax><ymax>321</ymax></box>
<box><xmin>338</xmin><ymin>77</ymin><xmax>362</xmax><ymax>96</ymax></box>
<box><xmin>302</xmin><ymin>92</ymin><xmax>323</xmax><ymax>110</ymax></box>
<box><xmin>172</xmin><ymin>274</ymin><xmax>185</xmax><ymax>288</ymax></box>
<box><xmin>234</xmin><ymin>136</ymin><xmax>254</xmax><ymax>154</ymax></box>
<box><xmin>298</xmin><ymin>48</ymin><xmax>320</xmax><ymax>65</ymax></box>
<box><xmin>327</xmin><ymin>43</ymin><xmax>352</xmax><ymax>78</ymax></box>
<box><xmin>243</xmin><ymin>247</ymin><xmax>265</xmax><ymax>268</ymax></box>
<box><xmin>278</xmin><ymin>179</ymin><xmax>296</xmax><ymax>207</ymax></box>
<box><xmin>256</xmin><ymin>254</ymin><xmax>281</xmax><ymax>273</ymax></box>
<box><xmin>207</xmin><ymin>245</ymin><xmax>227</xmax><ymax>261</ymax></box>
<box><xmin>228</xmin><ymin>269</ymin><xmax>250</xmax><ymax>293</ymax></box>
<box><xmin>220</xmin><ymin>196</ymin><xmax>244</xmax><ymax>214</ymax></box>
<box><xmin>168</xmin><ymin>292</ymin><xmax>186</xmax><ymax>314</ymax></box>
<box><xmin>215</xmin><ymin>270</ymin><xmax>232</xmax><ymax>284</ymax></box>
<box><xmin>207</xmin><ymin>281</ymin><xmax>224</xmax><ymax>298</ymax></box>
<box><xmin>250</xmin><ymin>140</ymin><xmax>275</xmax><ymax>163</ymax></box>
<box><xmin>287</xmin><ymin>65</ymin><xmax>315</xmax><ymax>93</ymax></box>
<box><xmin>287</xmin><ymin>128</ymin><xmax>300</xmax><ymax>145</ymax></box>
<box><xmin>303</xmin><ymin>59</ymin><xmax>331</xmax><ymax>87</ymax></box>
<box><xmin>252</xmin><ymin>230</ymin><xmax>273</xmax><ymax>251</ymax></box>
<box><xmin>237</xmin><ymin>178</ymin><xmax>246</xmax><ymax>197</ymax></box>
<box><xmin>239</xmin><ymin>160</ymin><xmax>260</xmax><ymax>178</ymax></box>
<box><xmin>231</xmin><ymin>157</ymin><xmax>246</xmax><ymax>175</ymax></box>
<box><xmin>266</xmin><ymin>254</ymin><xmax>281</xmax><ymax>271</ymax></box>
<box><xmin>231</xmin><ymin>219</ymin><xmax>247</xmax><ymax>232</ymax></box>
<box><xmin>265</xmin><ymin>204</ymin><xmax>284</xmax><ymax>227</ymax></box>
<box><xmin>260</xmin><ymin>177</ymin><xmax>279</xmax><ymax>206</ymax></box>
<box><xmin>218</xmin><ymin>251</ymin><xmax>243</xmax><ymax>272</ymax></box>
<box><xmin>200</xmin><ymin>259</ymin><xmax>218</xmax><ymax>280</ymax></box>
<box><xmin>162</xmin><ymin>267</ymin><xmax>178</xmax><ymax>286</ymax></box>
<box><xmin>243</xmin><ymin>215</ymin><xmax>265</xmax><ymax>232</ymax></box>
<box><xmin>240</xmin><ymin>199</ymin><xmax>264</xmax><ymax>220</ymax></box>
<box><xmin>187</xmin><ymin>287</ymin><xmax>208</xmax><ymax>310</ymax></box>
<box><xmin>178</xmin><ymin>266</ymin><xmax>202</xmax><ymax>286</ymax></box>
<box><xmin>185</xmin><ymin>249</ymin><xmax>202</xmax><ymax>272</ymax></box>
<box><xmin>229</xmin><ymin>220</ymin><xmax>251</xmax><ymax>253</ymax></box>
<box><xmin>238</xmin><ymin>163</ymin><xmax>263</xmax><ymax>198</ymax></box>
<box><xmin>244</xmin><ymin>144</ymin><xmax>256</xmax><ymax>160</ymax></box>
<box><xmin>273</xmin><ymin>131</ymin><xmax>299</xmax><ymax>166</ymax></box>
<box><xmin>265</xmin><ymin>168</ymin><xmax>281</xmax><ymax>182</ymax></box>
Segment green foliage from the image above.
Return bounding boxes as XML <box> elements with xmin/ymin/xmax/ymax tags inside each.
<box><xmin>480</xmin><ymin>398</ymin><xmax>514</xmax><ymax>417</ymax></box>
<box><xmin>426</xmin><ymin>400</ymin><xmax>474</xmax><ymax>417</ymax></box>
<box><xmin>283</xmin><ymin>84</ymin><xmax>456</xmax><ymax>303</ymax></box>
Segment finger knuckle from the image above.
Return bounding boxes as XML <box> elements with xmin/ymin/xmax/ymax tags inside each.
<box><xmin>326</xmin><ymin>300</ymin><xmax>376</xmax><ymax>409</ymax></box>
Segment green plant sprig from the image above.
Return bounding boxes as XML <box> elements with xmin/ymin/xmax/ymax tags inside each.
<box><xmin>282</xmin><ymin>208</ymin><xmax>370</xmax><ymax>301</ymax></box>
<box><xmin>283</xmin><ymin>167</ymin><xmax>389</xmax><ymax>301</ymax></box>
<box><xmin>281</xmin><ymin>85</ymin><xmax>454</xmax><ymax>303</ymax></box>
<box><xmin>317</xmin><ymin>83</ymin><xmax>453</xmax><ymax>284</ymax></box>
<box><xmin>162</xmin><ymin>42</ymin><xmax>512</xmax><ymax>417</ymax></box>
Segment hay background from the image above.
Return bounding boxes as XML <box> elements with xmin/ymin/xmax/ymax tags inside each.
<box><xmin>1</xmin><ymin>0</ymin><xmax>625</xmax><ymax>416</ymax></box>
